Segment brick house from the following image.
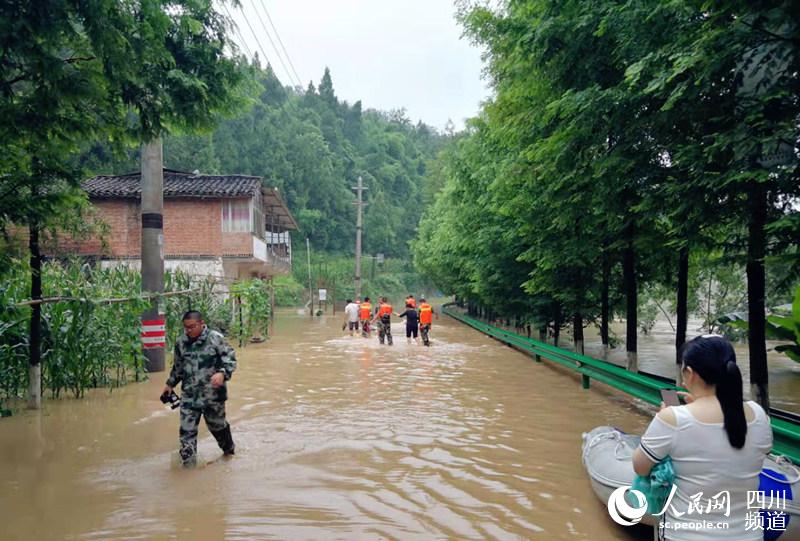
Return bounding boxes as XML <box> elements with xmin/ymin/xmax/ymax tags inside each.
<box><xmin>69</xmin><ymin>169</ymin><xmax>298</xmax><ymax>281</ymax></box>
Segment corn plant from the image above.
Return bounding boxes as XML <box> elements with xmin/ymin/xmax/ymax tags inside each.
<box><xmin>1</xmin><ymin>260</ymin><xmax>149</xmax><ymax>404</ymax></box>
<box><xmin>164</xmin><ymin>270</ymin><xmax>231</xmax><ymax>349</ymax></box>
<box><xmin>229</xmin><ymin>279</ymin><xmax>271</xmax><ymax>347</ymax></box>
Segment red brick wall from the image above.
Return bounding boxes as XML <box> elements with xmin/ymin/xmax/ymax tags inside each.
<box><xmin>163</xmin><ymin>199</ymin><xmax>222</xmax><ymax>256</ymax></box>
<box><xmin>51</xmin><ymin>198</ymin><xmax>255</xmax><ymax>258</ymax></box>
<box><xmin>49</xmin><ymin>200</ymin><xmax>137</xmax><ymax>256</ymax></box>
<box><xmin>222</xmin><ymin>232</ymin><xmax>254</xmax><ymax>256</ymax></box>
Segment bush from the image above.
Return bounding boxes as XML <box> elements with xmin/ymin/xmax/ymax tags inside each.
<box><xmin>273</xmin><ymin>275</ymin><xmax>305</xmax><ymax>307</ymax></box>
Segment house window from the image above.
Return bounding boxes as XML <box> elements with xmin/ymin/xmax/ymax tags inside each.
<box><xmin>222</xmin><ymin>200</ymin><xmax>252</xmax><ymax>233</ymax></box>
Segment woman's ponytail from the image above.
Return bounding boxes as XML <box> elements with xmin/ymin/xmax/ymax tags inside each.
<box><xmin>716</xmin><ymin>358</ymin><xmax>747</xmax><ymax>449</ymax></box>
<box><xmin>682</xmin><ymin>336</ymin><xmax>747</xmax><ymax>449</ymax></box>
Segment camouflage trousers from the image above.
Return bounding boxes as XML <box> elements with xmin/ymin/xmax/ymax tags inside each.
<box><xmin>377</xmin><ymin>319</ymin><xmax>393</xmax><ymax>345</ymax></box>
<box><xmin>420</xmin><ymin>324</ymin><xmax>431</xmax><ymax>346</ymax></box>
<box><xmin>179</xmin><ymin>401</ymin><xmax>234</xmax><ymax>467</ymax></box>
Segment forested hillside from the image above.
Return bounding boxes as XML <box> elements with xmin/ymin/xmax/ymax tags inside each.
<box><xmin>83</xmin><ymin>63</ymin><xmax>450</xmax><ymax>257</ymax></box>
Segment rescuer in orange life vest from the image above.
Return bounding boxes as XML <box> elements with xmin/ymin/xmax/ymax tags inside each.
<box><xmin>359</xmin><ymin>297</ymin><xmax>372</xmax><ymax>338</ymax></box>
<box><xmin>418</xmin><ymin>298</ymin><xmax>435</xmax><ymax>346</ymax></box>
<box><xmin>372</xmin><ymin>296</ymin><xmax>394</xmax><ymax>346</ymax></box>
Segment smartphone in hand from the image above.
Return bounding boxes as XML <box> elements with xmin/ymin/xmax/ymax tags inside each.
<box><xmin>660</xmin><ymin>388</ymin><xmax>681</xmax><ymax>407</ymax></box>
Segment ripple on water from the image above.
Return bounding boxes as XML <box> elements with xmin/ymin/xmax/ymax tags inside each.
<box><xmin>1</xmin><ymin>311</ymin><xmax>655</xmax><ymax>541</ymax></box>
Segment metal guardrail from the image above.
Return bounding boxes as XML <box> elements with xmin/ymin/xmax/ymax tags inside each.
<box><xmin>443</xmin><ymin>304</ymin><xmax>800</xmax><ymax>464</ymax></box>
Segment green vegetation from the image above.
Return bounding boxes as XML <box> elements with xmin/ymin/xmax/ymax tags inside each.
<box><xmin>0</xmin><ymin>261</ymin><xmax>148</xmax><ymax>403</ymax></box>
<box><xmin>272</xmin><ymin>276</ymin><xmax>305</xmax><ymax>307</ymax></box>
<box><xmin>290</xmin><ymin>253</ymin><xmax>436</xmax><ymax>307</ymax></box>
<box><xmin>1</xmin><ymin>0</ymin><xmax>247</xmax><ymax>270</ymax></box>
<box><xmin>83</xmin><ymin>65</ymin><xmax>450</xmax><ymax>258</ymax></box>
<box><xmin>768</xmin><ymin>287</ymin><xmax>800</xmax><ymax>364</ymax></box>
<box><xmin>0</xmin><ymin>262</ymin><xmax>247</xmax><ymax>406</ymax></box>
<box><xmin>163</xmin><ymin>270</ymin><xmax>232</xmax><ymax>348</ymax></box>
<box><xmin>229</xmin><ymin>279</ymin><xmax>272</xmax><ymax>346</ymax></box>
<box><xmin>1</xmin><ymin>1</ymin><xmax>446</xmax><ymax>408</ymax></box>
<box><xmin>415</xmin><ymin>1</ymin><xmax>800</xmax><ymax>409</ymax></box>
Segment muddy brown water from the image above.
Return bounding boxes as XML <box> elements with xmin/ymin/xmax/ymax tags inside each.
<box><xmin>1</xmin><ymin>310</ymin><xmax>665</xmax><ymax>540</ymax></box>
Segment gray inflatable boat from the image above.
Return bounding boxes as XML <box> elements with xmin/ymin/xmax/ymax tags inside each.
<box><xmin>581</xmin><ymin>425</ymin><xmax>800</xmax><ymax>538</ymax></box>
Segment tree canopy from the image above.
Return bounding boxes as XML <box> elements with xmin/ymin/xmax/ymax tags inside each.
<box><xmin>84</xmin><ymin>64</ymin><xmax>450</xmax><ymax>257</ymax></box>
<box><xmin>415</xmin><ymin>0</ymin><xmax>800</xmax><ymax>408</ymax></box>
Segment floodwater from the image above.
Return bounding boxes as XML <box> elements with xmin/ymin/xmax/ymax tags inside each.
<box><xmin>1</xmin><ymin>310</ymin><xmax>658</xmax><ymax>540</ymax></box>
<box><xmin>580</xmin><ymin>316</ymin><xmax>800</xmax><ymax>413</ymax></box>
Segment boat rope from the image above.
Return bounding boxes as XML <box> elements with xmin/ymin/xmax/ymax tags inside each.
<box><xmin>763</xmin><ymin>454</ymin><xmax>800</xmax><ymax>484</ymax></box>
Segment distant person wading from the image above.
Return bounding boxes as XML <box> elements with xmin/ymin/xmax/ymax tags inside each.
<box><xmin>343</xmin><ymin>298</ymin><xmax>360</xmax><ymax>336</ymax></box>
<box><xmin>372</xmin><ymin>297</ymin><xmax>394</xmax><ymax>346</ymax></box>
<box><xmin>418</xmin><ymin>297</ymin><xmax>434</xmax><ymax>346</ymax></box>
<box><xmin>397</xmin><ymin>302</ymin><xmax>420</xmax><ymax>345</ymax></box>
<box><xmin>359</xmin><ymin>297</ymin><xmax>372</xmax><ymax>338</ymax></box>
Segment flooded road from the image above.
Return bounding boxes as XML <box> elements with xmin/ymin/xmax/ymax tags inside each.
<box><xmin>1</xmin><ymin>310</ymin><xmax>656</xmax><ymax>540</ymax></box>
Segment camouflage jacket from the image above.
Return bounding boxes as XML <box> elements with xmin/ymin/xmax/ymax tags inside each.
<box><xmin>166</xmin><ymin>326</ymin><xmax>236</xmax><ymax>408</ymax></box>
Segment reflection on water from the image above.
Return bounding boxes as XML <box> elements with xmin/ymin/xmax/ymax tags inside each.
<box><xmin>1</xmin><ymin>310</ymin><xmax>654</xmax><ymax>540</ymax></box>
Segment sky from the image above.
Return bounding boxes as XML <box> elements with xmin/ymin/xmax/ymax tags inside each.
<box><xmin>226</xmin><ymin>0</ymin><xmax>492</xmax><ymax>131</ymax></box>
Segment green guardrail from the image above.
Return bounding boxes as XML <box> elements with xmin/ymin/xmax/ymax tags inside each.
<box><xmin>443</xmin><ymin>304</ymin><xmax>800</xmax><ymax>464</ymax></box>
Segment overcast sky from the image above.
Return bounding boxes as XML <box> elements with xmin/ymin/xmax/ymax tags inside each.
<box><xmin>227</xmin><ymin>1</ymin><xmax>491</xmax><ymax>131</ymax></box>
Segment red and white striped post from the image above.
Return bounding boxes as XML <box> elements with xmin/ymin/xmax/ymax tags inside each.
<box><xmin>141</xmin><ymin>316</ymin><xmax>166</xmax><ymax>349</ymax></box>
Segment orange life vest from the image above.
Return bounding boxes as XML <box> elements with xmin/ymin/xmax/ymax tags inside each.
<box><xmin>359</xmin><ymin>302</ymin><xmax>372</xmax><ymax>320</ymax></box>
<box><xmin>377</xmin><ymin>303</ymin><xmax>392</xmax><ymax>318</ymax></box>
<box><xmin>419</xmin><ymin>303</ymin><xmax>433</xmax><ymax>324</ymax></box>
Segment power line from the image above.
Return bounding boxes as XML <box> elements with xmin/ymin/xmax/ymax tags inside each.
<box><xmin>246</xmin><ymin>0</ymin><xmax>298</xmax><ymax>87</ymax></box>
<box><xmin>235</xmin><ymin>1</ymin><xmax>278</xmax><ymax>78</ymax></box>
<box><xmin>219</xmin><ymin>1</ymin><xmax>254</xmax><ymax>59</ymax></box>
<box><xmin>255</xmin><ymin>0</ymin><xmax>302</xmax><ymax>86</ymax></box>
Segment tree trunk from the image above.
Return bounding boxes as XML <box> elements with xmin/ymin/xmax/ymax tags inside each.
<box><xmin>28</xmin><ymin>221</ymin><xmax>42</xmax><ymax>409</ymax></box>
<box><xmin>623</xmin><ymin>223</ymin><xmax>638</xmax><ymax>372</ymax></box>
<box><xmin>573</xmin><ymin>312</ymin><xmax>584</xmax><ymax>355</ymax></box>
<box><xmin>747</xmin><ymin>182</ymin><xmax>769</xmax><ymax>410</ymax></box>
<box><xmin>601</xmin><ymin>249</ymin><xmax>610</xmax><ymax>359</ymax></box>
<box><xmin>553</xmin><ymin>304</ymin><xmax>562</xmax><ymax>348</ymax></box>
<box><xmin>675</xmin><ymin>246</ymin><xmax>689</xmax><ymax>385</ymax></box>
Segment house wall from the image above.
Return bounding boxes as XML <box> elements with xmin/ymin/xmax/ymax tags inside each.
<box><xmin>163</xmin><ymin>199</ymin><xmax>223</xmax><ymax>256</ymax></box>
<box><xmin>50</xmin><ymin>200</ymin><xmax>139</xmax><ymax>256</ymax></box>
<box><xmin>56</xmin><ymin>198</ymin><xmax>256</xmax><ymax>258</ymax></box>
<box><xmin>101</xmin><ymin>258</ymin><xmax>226</xmax><ymax>280</ymax></box>
<box><xmin>221</xmin><ymin>232</ymin><xmax>255</xmax><ymax>257</ymax></box>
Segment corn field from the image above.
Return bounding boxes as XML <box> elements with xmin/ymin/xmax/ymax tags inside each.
<box><xmin>0</xmin><ymin>260</ymin><xmax>149</xmax><ymax>403</ymax></box>
<box><xmin>0</xmin><ymin>261</ymin><xmax>253</xmax><ymax>408</ymax></box>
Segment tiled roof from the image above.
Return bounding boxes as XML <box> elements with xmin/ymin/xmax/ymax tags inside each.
<box><xmin>83</xmin><ymin>169</ymin><xmax>262</xmax><ymax>199</ymax></box>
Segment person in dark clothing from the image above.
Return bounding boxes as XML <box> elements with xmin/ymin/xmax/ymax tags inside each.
<box><xmin>396</xmin><ymin>303</ymin><xmax>420</xmax><ymax>345</ymax></box>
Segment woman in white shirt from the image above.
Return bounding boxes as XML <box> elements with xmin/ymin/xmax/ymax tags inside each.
<box><xmin>632</xmin><ymin>335</ymin><xmax>773</xmax><ymax>540</ymax></box>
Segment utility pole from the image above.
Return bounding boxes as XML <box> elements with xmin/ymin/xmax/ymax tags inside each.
<box><xmin>306</xmin><ymin>237</ymin><xmax>313</xmax><ymax>316</ymax></box>
<box><xmin>352</xmin><ymin>176</ymin><xmax>368</xmax><ymax>300</ymax></box>
<box><xmin>141</xmin><ymin>139</ymin><xmax>165</xmax><ymax>372</ymax></box>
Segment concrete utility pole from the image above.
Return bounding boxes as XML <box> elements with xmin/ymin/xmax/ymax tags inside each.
<box><xmin>141</xmin><ymin>139</ymin><xmax>165</xmax><ymax>372</ymax></box>
<box><xmin>306</xmin><ymin>237</ymin><xmax>313</xmax><ymax>316</ymax></box>
<box><xmin>352</xmin><ymin>176</ymin><xmax>368</xmax><ymax>300</ymax></box>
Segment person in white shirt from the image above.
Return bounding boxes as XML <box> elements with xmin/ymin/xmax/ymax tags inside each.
<box><xmin>343</xmin><ymin>298</ymin><xmax>360</xmax><ymax>336</ymax></box>
<box><xmin>632</xmin><ymin>335</ymin><xmax>773</xmax><ymax>540</ymax></box>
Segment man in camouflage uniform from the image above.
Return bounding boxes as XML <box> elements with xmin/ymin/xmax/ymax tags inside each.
<box><xmin>162</xmin><ymin>310</ymin><xmax>237</xmax><ymax>467</ymax></box>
